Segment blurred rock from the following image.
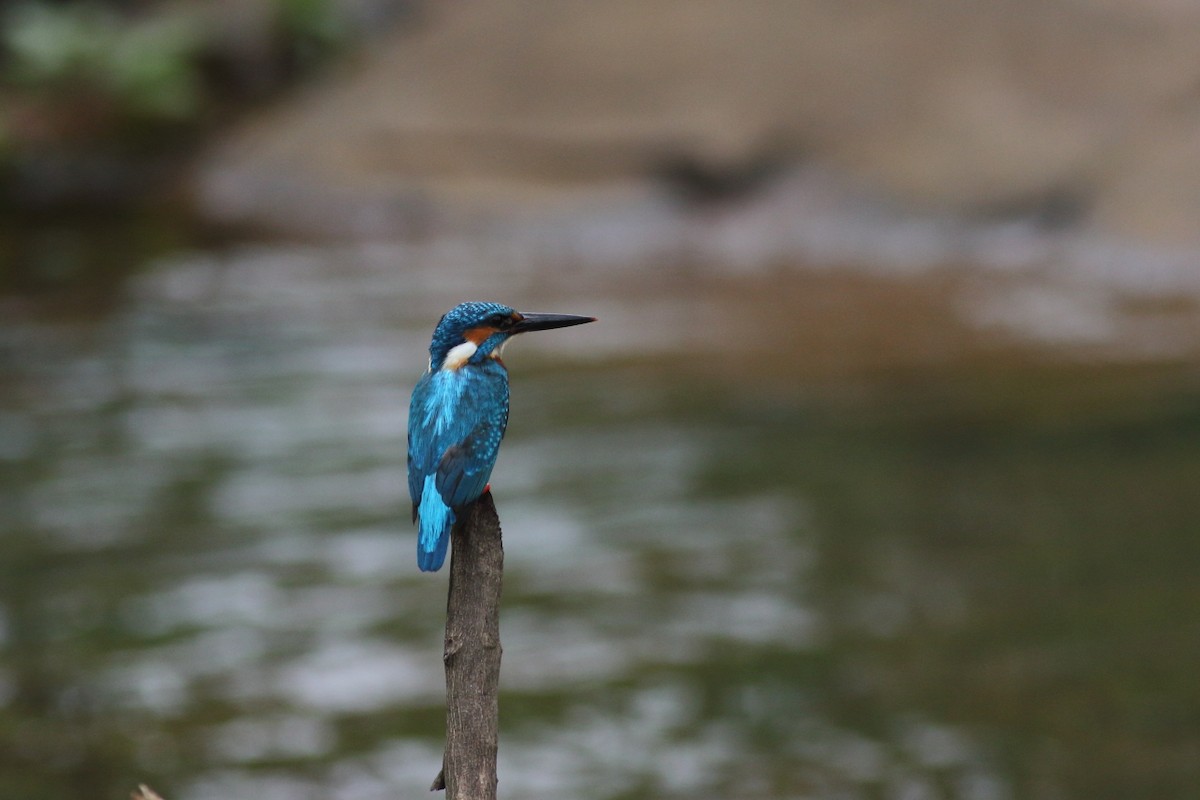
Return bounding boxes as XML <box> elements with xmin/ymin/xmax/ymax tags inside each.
<box><xmin>195</xmin><ymin>0</ymin><xmax>1200</xmax><ymax>245</ymax></box>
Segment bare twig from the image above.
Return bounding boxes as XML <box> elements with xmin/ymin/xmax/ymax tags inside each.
<box><xmin>431</xmin><ymin>492</ymin><xmax>504</xmax><ymax>798</ymax></box>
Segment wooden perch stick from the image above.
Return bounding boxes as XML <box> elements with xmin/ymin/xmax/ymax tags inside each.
<box><xmin>430</xmin><ymin>491</ymin><xmax>504</xmax><ymax>798</ymax></box>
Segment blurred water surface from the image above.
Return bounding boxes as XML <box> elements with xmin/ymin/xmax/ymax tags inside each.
<box><xmin>1</xmin><ymin>234</ymin><xmax>1198</xmax><ymax>800</ymax></box>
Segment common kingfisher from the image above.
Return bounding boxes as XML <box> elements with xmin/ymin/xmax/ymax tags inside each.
<box><xmin>408</xmin><ymin>301</ymin><xmax>596</xmax><ymax>571</ymax></box>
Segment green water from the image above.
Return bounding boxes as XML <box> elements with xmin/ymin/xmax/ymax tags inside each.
<box><xmin>1</xmin><ymin>241</ymin><xmax>1198</xmax><ymax>800</ymax></box>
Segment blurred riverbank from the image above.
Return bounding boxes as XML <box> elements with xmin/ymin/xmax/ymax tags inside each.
<box><xmin>195</xmin><ymin>0</ymin><xmax>1200</xmax><ymax>246</ymax></box>
<box><xmin>184</xmin><ymin>0</ymin><xmax>1200</xmax><ymax>363</ymax></box>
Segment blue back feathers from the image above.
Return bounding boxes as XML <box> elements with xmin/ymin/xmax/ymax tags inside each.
<box><xmin>408</xmin><ymin>301</ymin><xmax>594</xmax><ymax>572</ymax></box>
<box><xmin>408</xmin><ymin>302</ymin><xmax>516</xmax><ymax>572</ymax></box>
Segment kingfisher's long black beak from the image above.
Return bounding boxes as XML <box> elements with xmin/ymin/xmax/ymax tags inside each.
<box><xmin>512</xmin><ymin>312</ymin><xmax>596</xmax><ymax>334</ymax></box>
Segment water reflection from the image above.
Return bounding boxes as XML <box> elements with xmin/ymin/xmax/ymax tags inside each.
<box><xmin>1</xmin><ymin>241</ymin><xmax>1198</xmax><ymax>799</ymax></box>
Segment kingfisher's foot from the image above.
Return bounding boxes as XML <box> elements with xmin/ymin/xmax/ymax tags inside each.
<box><xmin>483</xmin><ymin>483</ymin><xmax>491</xmax><ymax>495</ymax></box>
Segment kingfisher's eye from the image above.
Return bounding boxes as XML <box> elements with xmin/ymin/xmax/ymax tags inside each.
<box><xmin>489</xmin><ymin>313</ymin><xmax>511</xmax><ymax>327</ymax></box>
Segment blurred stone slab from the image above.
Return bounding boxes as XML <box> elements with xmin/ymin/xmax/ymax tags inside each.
<box><xmin>195</xmin><ymin>0</ymin><xmax>1200</xmax><ymax>245</ymax></box>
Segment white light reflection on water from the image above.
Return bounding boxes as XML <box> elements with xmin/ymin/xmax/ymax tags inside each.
<box><xmin>0</xmin><ymin>241</ymin><xmax>1023</xmax><ymax>800</ymax></box>
<box><xmin>122</xmin><ymin>573</ymin><xmax>285</xmax><ymax>634</ymax></box>
<box><xmin>207</xmin><ymin>713</ymin><xmax>336</xmax><ymax>763</ymax></box>
<box><xmin>274</xmin><ymin>638</ymin><xmax>440</xmax><ymax>713</ymax></box>
<box><xmin>212</xmin><ymin>466</ymin><xmax>405</xmax><ymax>524</ymax></box>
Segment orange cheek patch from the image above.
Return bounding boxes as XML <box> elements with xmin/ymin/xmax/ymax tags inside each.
<box><xmin>464</xmin><ymin>326</ymin><xmax>499</xmax><ymax>345</ymax></box>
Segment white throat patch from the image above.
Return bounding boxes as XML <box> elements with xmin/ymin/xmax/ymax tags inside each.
<box><xmin>442</xmin><ymin>340</ymin><xmax>478</xmax><ymax>370</ymax></box>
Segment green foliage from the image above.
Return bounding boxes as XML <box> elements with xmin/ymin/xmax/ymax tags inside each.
<box><xmin>2</xmin><ymin>2</ymin><xmax>203</xmax><ymax>122</ymax></box>
<box><xmin>276</xmin><ymin>0</ymin><xmax>350</xmax><ymax>68</ymax></box>
<box><xmin>0</xmin><ymin>0</ymin><xmax>353</xmax><ymax>151</ymax></box>
<box><xmin>103</xmin><ymin>12</ymin><xmax>205</xmax><ymax>121</ymax></box>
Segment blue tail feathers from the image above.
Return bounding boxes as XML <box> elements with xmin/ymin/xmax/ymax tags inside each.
<box><xmin>417</xmin><ymin>474</ymin><xmax>454</xmax><ymax>571</ymax></box>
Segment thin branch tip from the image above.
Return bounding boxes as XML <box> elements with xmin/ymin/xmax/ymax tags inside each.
<box><xmin>436</xmin><ymin>492</ymin><xmax>504</xmax><ymax>798</ymax></box>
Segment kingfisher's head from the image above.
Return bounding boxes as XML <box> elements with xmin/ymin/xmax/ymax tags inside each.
<box><xmin>428</xmin><ymin>301</ymin><xmax>596</xmax><ymax>370</ymax></box>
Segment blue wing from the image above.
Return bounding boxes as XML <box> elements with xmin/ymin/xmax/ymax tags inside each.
<box><xmin>436</xmin><ymin>415</ymin><xmax>507</xmax><ymax>507</ymax></box>
<box><xmin>407</xmin><ymin>363</ymin><xmax>509</xmax><ymax>571</ymax></box>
